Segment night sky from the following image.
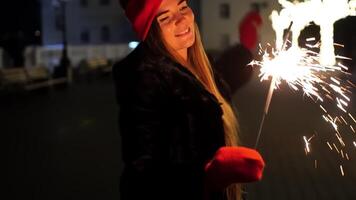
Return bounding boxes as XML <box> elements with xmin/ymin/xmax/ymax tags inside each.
<box><xmin>0</xmin><ymin>0</ymin><xmax>41</xmax><ymax>45</ymax></box>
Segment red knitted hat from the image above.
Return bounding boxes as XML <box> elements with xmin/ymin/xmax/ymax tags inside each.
<box><xmin>124</xmin><ymin>0</ymin><xmax>163</xmax><ymax>40</ymax></box>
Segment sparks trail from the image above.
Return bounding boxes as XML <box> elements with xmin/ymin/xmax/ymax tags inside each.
<box><xmin>252</xmin><ymin>0</ymin><xmax>356</xmax><ymax>175</ymax></box>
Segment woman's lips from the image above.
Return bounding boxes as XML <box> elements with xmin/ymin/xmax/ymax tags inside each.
<box><xmin>175</xmin><ymin>27</ymin><xmax>191</xmax><ymax>37</ymax></box>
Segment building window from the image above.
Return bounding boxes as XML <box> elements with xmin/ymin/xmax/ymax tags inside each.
<box><xmin>220</xmin><ymin>3</ymin><xmax>230</xmax><ymax>19</ymax></box>
<box><xmin>80</xmin><ymin>30</ymin><xmax>90</xmax><ymax>43</ymax></box>
<box><xmin>80</xmin><ymin>0</ymin><xmax>88</xmax><ymax>7</ymax></box>
<box><xmin>101</xmin><ymin>25</ymin><xmax>111</xmax><ymax>42</ymax></box>
<box><xmin>100</xmin><ymin>0</ymin><xmax>110</xmax><ymax>6</ymax></box>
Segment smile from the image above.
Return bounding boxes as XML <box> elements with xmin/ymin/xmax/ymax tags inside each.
<box><xmin>175</xmin><ymin>28</ymin><xmax>191</xmax><ymax>37</ymax></box>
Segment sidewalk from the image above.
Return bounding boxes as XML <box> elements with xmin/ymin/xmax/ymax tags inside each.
<box><xmin>4</xmin><ymin>73</ymin><xmax>356</xmax><ymax>200</ymax></box>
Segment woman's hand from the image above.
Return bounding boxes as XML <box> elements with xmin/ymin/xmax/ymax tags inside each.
<box><xmin>204</xmin><ymin>146</ymin><xmax>265</xmax><ymax>190</ymax></box>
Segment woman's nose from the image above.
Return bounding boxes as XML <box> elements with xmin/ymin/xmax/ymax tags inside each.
<box><xmin>174</xmin><ymin>12</ymin><xmax>186</xmax><ymax>25</ymax></box>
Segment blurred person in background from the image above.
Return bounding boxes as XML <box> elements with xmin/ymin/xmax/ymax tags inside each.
<box><xmin>214</xmin><ymin>3</ymin><xmax>265</xmax><ymax>95</ymax></box>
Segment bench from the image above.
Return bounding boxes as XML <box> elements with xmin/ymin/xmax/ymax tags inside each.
<box><xmin>0</xmin><ymin>67</ymin><xmax>69</xmax><ymax>91</ymax></box>
<box><xmin>85</xmin><ymin>58</ymin><xmax>112</xmax><ymax>73</ymax></box>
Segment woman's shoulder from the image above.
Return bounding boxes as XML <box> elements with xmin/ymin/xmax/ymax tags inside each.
<box><xmin>112</xmin><ymin>44</ymin><xmax>176</xmax><ymax>103</ymax></box>
<box><xmin>113</xmin><ymin>43</ymin><xmax>173</xmax><ymax>80</ymax></box>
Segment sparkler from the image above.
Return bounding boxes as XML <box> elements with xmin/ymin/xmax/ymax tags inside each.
<box><xmin>254</xmin><ymin>21</ymin><xmax>293</xmax><ymax>148</ymax></box>
<box><xmin>252</xmin><ymin>42</ymin><xmax>355</xmax><ymax>158</ymax></box>
<box><xmin>253</xmin><ymin>0</ymin><xmax>356</xmax><ymax>154</ymax></box>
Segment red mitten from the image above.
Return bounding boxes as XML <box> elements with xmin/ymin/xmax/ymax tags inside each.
<box><xmin>204</xmin><ymin>146</ymin><xmax>265</xmax><ymax>190</ymax></box>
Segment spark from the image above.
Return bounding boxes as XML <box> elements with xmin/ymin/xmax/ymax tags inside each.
<box><xmin>323</xmin><ymin>115</ymin><xmax>329</xmax><ymax>122</ymax></box>
<box><xmin>327</xmin><ymin>117</ymin><xmax>339</xmax><ymax>133</ymax></box>
<box><xmin>303</xmin><ymin>135</ymin><xmax>315</xmax><ymax>154</ymax></box>
<box><xmin>336</xmin><ymin>117</ymin><xmax>342</xmax><ymax>124</ymax></box>
<box><xmin>348</xmin><ymin>113</ymin><xmax>356</xmax><ymax>124</ymax></box>
<box><xmin>336</xmin><ymin>98</ymin><xmax>347</xmax><ymax>113</ymax></box>
<box><xmin>333</xmin><ymin>143</ymin><xmax>340</xmax><ymax>154</ymax></box>
<box><xmin>335</xmin><ymin>55</ymin><xmax>352</xmax><ymax>60</ymax></box>
<box><xmin>345</xmin><ymin>153</ymin><xmax>350</xmax><ymax>161</ymax></box>
<box><xmin>340</xmin><ymin>116</ymin><xmax>348</xmax><ymax>125</ymax></box>
<box><xmin>351</xmin><ymin>126</ymin><xmax>355</xmax><ymax>133</ymax></box>
<box><xmin>338</xmin><ymin>62</ymin><xmax>349</xmax><ymax>71</ymax></box>
<box><xmin>339</xmin><ymin>98</ymin><xmax>348</xmax><ymax>107</ymax></box>
<box><xmin>314</xmin><ymin>159</ymin><xmax>318</xmax><ymax>169</ymax></box>
<box><xmin>347</xmin><ymin>80</ymin><xmax>356</xmax><ymax>88</ymax></box>
<box><xmin>334</xmin><ymin>43</ymin><xmax>345</xmax><ymax>48</ymax></box>
<box><xmin>320</xmin><ymin>105</ymin><xmax>327</xmax><ymax>113</ymax></box>
<box><xmin>354</xmin><ymin>141</ymin><xmax>356</xmax><ymax>148</ymax></box>
<box><xmin>330</xmin><ymin>84</ymin><xmax>350</xmax><ymax>102</ymax></box>
<box><xmin>321</xmin><ymin>86</ymin><xmax>331</xmax><ymax>94</ymax></box>
<box><xmin>337</xmin><ymin>104</ymin><xmax>347</xmax><ymax>113</ymax></box>
<box><xmin>326</xmin><ymin>94</ymin><xmax>333</xmax><ymax>100</ymax></box>
<box><xmin>331</xmin><ymin>77</ymin><xmax>340</xmax><ymax>85</ymax></box>
<box><xmin>340</xmin><ymin>165</ymin><xmax>345</xmax><ymax>176</ymax></box>
<box><xmin>327</xmin><ymin>142</ymin><xmax>333</xmax><ymax>150</ymax></box>
<box><xmin>335</xmin><ymin>133</ymin><xmax>346</xmax><ymax>147</ymax></box>
<box><xmin>304</xmin><ymin>136</ymin><xmax>311</xmax><ymax>153</ymax></box>
<box><xmin>340</xmin><ymin>149</ymin><xmax>344</xmax><ymax>159</ymax></box>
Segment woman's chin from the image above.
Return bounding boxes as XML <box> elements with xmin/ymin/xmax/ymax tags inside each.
<box><xmin>177</xmin><ymin>37</ymin><xmax>195</xmax><ymax>50</ymax></box>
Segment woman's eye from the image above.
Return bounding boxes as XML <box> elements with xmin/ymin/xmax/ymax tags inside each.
<box><xmin>159</xmin><ymin>17</ymin><xmax>169</xmax><ymax>23</ymax></box>
<box><xmin>180</xmin><ymin>6</ymin><xmax>188</xmax><ymax>11</ymax></box>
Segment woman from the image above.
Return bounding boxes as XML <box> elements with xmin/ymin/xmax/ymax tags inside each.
<box><xmin>113</xmin><ymin>0</ymin><xmax>265</xmax><ymax>200</ymax></box>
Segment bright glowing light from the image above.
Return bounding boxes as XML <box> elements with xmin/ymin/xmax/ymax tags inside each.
<box><xmin>340</xmin><ymin>165</ymin><xmax>345</xmax><ymax>176</ymax></box>
<box><xmin>254</xmin><ymin>0</ymin><xmax>356</xmax><ymax>164</ymax></box>
<box><xmin>128</xmin><ymin>41</ymin><xmax>139</xmax><ymax>49</ymax></box>
<box><xmin>253</xmin><ymin>1</ymin><xmax>355</xmax><ymax>176</ymax></box>
<box><xmin>333</xmin><ymin>143</ymin><xmax>340</xmax><ymax>153</ymax></box>
<box><xmin>271</xmin><ymin>0</ymin><xmax>356</xmax><ymax>65</ymax></box>
<box><xmin>327</xmin><ymin>142</ymin><xmax>333</xmax><ymax>150</ymax></box>
<box><xmin>303</xmin><ymin>135</ymin><xmax>315</xmax><ymax>154</ymax></box>
<box><xmin>250</xmin><ymin>46</ymin><xmax>350</xmax><ymax>103</ymax></box>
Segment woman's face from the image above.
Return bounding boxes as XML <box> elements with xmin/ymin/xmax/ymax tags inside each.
<box><xmin>156</xmin><ymin>0</ymin><xmax>195</xmax><ymax>54</ymax></box>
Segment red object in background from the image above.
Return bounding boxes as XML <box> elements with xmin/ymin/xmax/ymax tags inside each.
<box><xmin>125</xmin><ymin>0</ymin><xmax>163</xmax><ymax>41</ymax></box>
<box><xmin>239</xmin><ymin>11</ymin><xmax>263</xmax><ymax>52</ymax></box>
<box><xmin>204</xmin><ymin>146</ymin><xmax>265</xmax><ymax>190</ymax></box>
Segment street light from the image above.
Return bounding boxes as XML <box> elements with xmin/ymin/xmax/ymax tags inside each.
<box><xmin>52</xmin><ymin>0</ymin><xmax>71</xmax><ymax>80</ymax></box>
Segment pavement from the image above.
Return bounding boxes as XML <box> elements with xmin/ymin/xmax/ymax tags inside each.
<box><xmin>234</xmin><ymin>70</ymin><xmax>356</xmax><ymax>200</ymax></box>
<box><xmin>5</xmin><ymin>77</ymin><xmax>121</xmax><ymax>200</ymax></box>
<box><xmin>4</xmin><ymin>70</ymin><xmax>356</xmax><ymax>200</ymax></box>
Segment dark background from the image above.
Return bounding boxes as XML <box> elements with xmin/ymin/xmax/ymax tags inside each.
<box><xmin>3</xmin><ymin>0</ymin><xmax>356</xmax><ymax>200</ymax></box>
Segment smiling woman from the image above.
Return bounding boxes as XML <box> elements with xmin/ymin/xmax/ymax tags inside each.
<box><xmin>113</xmin><ymin>0</ymin><xmax>265</xmax><ymax>200</ymax></box>
<box><xmin>155</xmin><ymin>0</ymin><xmax>195</xmax><ymax>61</ymax></box>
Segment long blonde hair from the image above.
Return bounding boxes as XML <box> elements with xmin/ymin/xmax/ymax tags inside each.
<box><xmin>145</xmin><ymin>20</ymin><xmax>242</xmax><ymax>200</ymax></box>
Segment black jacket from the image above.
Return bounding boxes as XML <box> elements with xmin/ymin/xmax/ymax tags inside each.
<box><xmin>113</xmin><ymin>43</ymin><xmax>231</xmax><ymax>200</ymax></box>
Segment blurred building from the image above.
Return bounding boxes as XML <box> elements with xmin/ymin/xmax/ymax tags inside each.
<box><xmin>200</xmin><ymin>0</ymin><xmax>277</xmax><ymax>51</ymax></box>
<box><xmin>41</xmin><ymin>0</ymin><xmax>135</xmax><ymax>45</ymax></box>
<box><xmin>41</xmin><ymin>0</ymin><xmax>201</xmax><ymax>46</ymax></box>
